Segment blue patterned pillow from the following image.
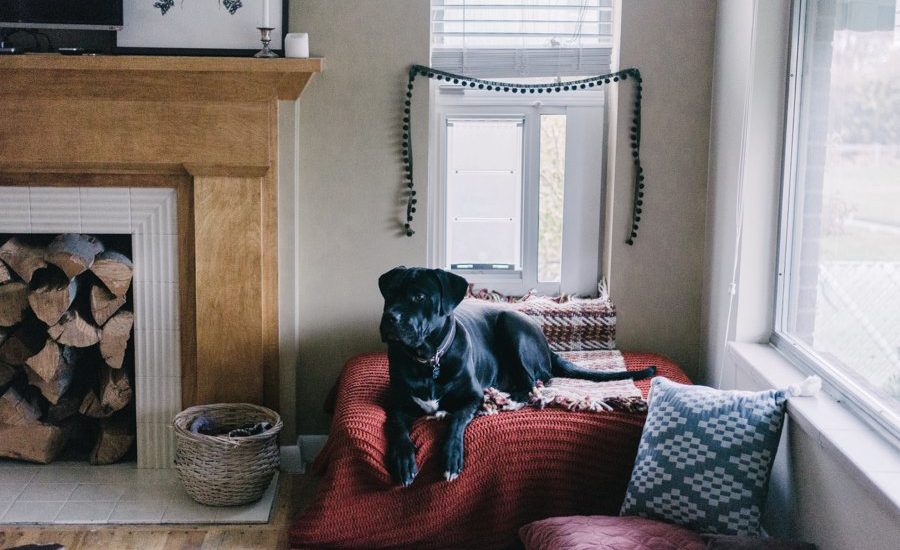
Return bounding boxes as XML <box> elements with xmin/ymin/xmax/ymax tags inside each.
<box><xmin>620</xmin><ymin>377</ymin><xmax>789</xmax><ymax>536</ymax></box>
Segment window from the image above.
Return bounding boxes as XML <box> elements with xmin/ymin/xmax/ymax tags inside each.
<box><xmin>429</xmin><ymin>0</ymin><xmax>611</xmax><ymax>295</ymax></box>
<box><xmin>775</xmin><ymin>0</ymin><xmax>900</xmax><ymax>436</ymax></box>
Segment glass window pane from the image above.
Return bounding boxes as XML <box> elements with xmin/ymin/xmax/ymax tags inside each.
<box><xmin>538</xmin><ymin>114</ymin><xmax>567</xmax><ymax>282</ymax></box>
<box><xmin>785</xmin><ymin>0</ymin><xmax>900</xmax><ymax>415</ymax></box>
<box><xmin>446</xmin><ymin>118</ymin><xmax>524</xmax><ymax>271</ymax></box>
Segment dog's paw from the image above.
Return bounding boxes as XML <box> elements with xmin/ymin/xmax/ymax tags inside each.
<box><xmin>387</xmin><ymin>440</ymin><xmax>418</xmax><ymax>487</ymax></box>
<box><xmin>441</xmin><ymin>439</ymin><xmax>464</xmax><ymax>482</ymax></box>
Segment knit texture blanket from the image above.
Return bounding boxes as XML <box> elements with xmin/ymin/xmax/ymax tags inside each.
<box><xmin>290</xmin><ymin>351</ymin><xmax>690</xmax><ymax>550</ymax></box>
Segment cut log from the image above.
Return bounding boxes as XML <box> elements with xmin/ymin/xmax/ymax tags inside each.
<box><xmin>100</xmin><ymin>311</ymin><xmax>134</xmax><ymax>369</ymax></box>
<box><xmin>91</xmin><ymin>251</ymin><xmax>134</xmax><ymax>299</ymax></box>
<box><xmin>0</xmin><ymin>386</ymin><xmax>41</xmax><ymax>425</ymax></box>
<box><xmin>48</xmin><ymin>310</ymin><xmax>102</xmax><ymax>348</ymax></box>
<box><xmin>45</xmin><ymin>233</ymin><xmax>105</xmax><ymax>279</ymax></box>
<box><xmin>0</xmin><ymin>423</ymin><xmax>68</xmax><ymax>464</ymax></box>
<box><xmin>0</xmin><ymin>238</ymin><xmax>47</xmax><ymax>283</ymax></box>
<box><xmin>0</xmin><ymin>361</ymin><xmax>16</xmax><ymax>387</ymax></box>
<box><xmin>90</xmin><ymin>284</ymin><xmax>127</xmax><ymax>326</ymax></box>
<box><xmin>0</xmin><ymin>282</ymin><xmax>29</xmax><ymax>326</ymax></box>
<box><xmin>80</xmin><ymin>367</ymin><xmax>132</xmax><ymax>418</ymax></box>
<box><xmin>46</xmin><ymin>389</ymin><xmax>84</xmax><ymax>423</ymax></box>
<box><xmin>0</xmin><ymin>327</ymin><xmax>44</xmax><ymax>366</ymax></box>
<box><xmin>0</xmin><ymin>260</ymin><xmax>10</xmax><ymax>284</ymax></box>
<box><xmin>28</xmin><ymin>269</ymin><xmax>78</xmax><ymax>326</ymax></box>
<box><xmin>90</xmin><ymin>414</ymin><xmax>135</xmax><ymax>465</ymax></box>
<box><xmin>25</xmin><ymin>339</ymin><xmax>74</xmax><ymax>405</ymax></box>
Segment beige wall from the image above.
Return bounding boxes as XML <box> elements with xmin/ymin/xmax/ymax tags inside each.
<box><xmin>289</xmin><ymin>0</ymin><xmax>716</xmax><ymax>433</ymax></box>
<box><xmin>607</xmin><ymin>1</ymin><xmax>717</xmax><ymax>378</ymax></box>
<box><xmin>290</xmin><ymin>0</ymin><xmax>431</xmax><ymax>433</ymax></box>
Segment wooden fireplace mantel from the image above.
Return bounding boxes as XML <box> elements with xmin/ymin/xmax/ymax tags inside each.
<box><xmin>0</xmin><ymin>54</ymin><xmax>323</xmax><ymax>413</ymax></box>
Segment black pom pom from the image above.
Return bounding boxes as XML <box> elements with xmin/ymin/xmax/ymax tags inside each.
<box><xmin>580</xmin><ymin>84</ymin><xmax>586</xmax><ymax>89</ymax></box>
<box><xmin>406</xmin><ymin>229</ymin><xmax>415</xmax><ymax>237</ymax></box>
<box><xmin>604</xmin><ymin>78</ymin><xmax>610</xmax><ymax>84</ymax></box>
<box><xmin>404</xmin><ymin>100</ymin><xmax>410</xmax><ymax>106</ymax></box>
<box><xmin>636</xmin><ymin>207</ymin><xmax>642</xmax><ymax>214</ymax></box>
<box><xmin>529</xmin><ymin>89</ymin><xmax>535</xmax><ymax>93</ymax></box>
<box><xmin>404</xmin><ymin>108</ymin><xmax>410</xmax><ymax>114</ymax></box>
<box><xmin>631</xmin><ymin>231</ymin><xmax>637</xmax><ymax>238</ymax></box>
<box><xmin>436</xmin><ymin>75</ymin><xmax>443</xmax><ymax>81</ymax></box>
<box><xmin>411</xmin><ymin>199</ymin><xmax>418</xmax><ymax>204</ymax></box>
<box><xmin>427</xmin><ymin>72</ymin><xmax>434</xmax><ymax>78</ymax></box>
<box><xmin>589</xmin><ymin>82</ymin><xmax>595</xmax><ymax>87</ymax></box>
<box><xmin>411</xmin><ymin>190</ymin><xmax>417</xmax><ymax>196</ymax></box>
<box><xmin>411</xmin><ymin>207</ymin><xmax>417</xmax><ymax>213</ymax></box>
<box><xmin>402</xmin><ymin>133</ymin><xmax>408</xmax><ymax>139</ymax></box>
<box><xmin>538</xmin><ymin>88</ymin><xmax>544</xmax><ymax>93</ymax></box>
<box><xmin>638</xmin><ymin>183</ymin><xmax>645</xmax><ymax>190</ymax></box>
<box><xmin>563</xmin><ymin>86</ymin><xmax>570</xmax><ymax>91</ymax></box>
<box><xmin>453</xmin><ymin>79</ymin><xmax>459</xmax><ymax>84</ymax></box>
<box><xmin>638</xmin><ymin>191</ymin><xmax>644</xmax><ymax>198</ymax></box>
<box><xmin>614</xmin><ymin>76</ymin><xmax>619</xmax><ymax>82</ymax></box>
<box><xmin>407</xmin><ymin>182</ymin><xmax>414</xmax><ymax>188</ymax></box>
<box><xmin>635</xmin><ymin>215</ymin><xmax>641</xmax><ymax>222</ymax></box>
<box><xmin>404</xmin><ymin>223</ymin><xmax>410</xmax><ymax>229</ymax></box>
<box><xmin>621</xmin><ymin>73</ymin><xmax>628</xmax><ymax>80</ymax></box>
<box><xmin>478</xmin><ymin>84</ymin><xmax>484</xmax><ymax>89</ymax></box>
<box><xmin>503</xmin><ymin>87</ymin><xmax>510</xmax><ymax>92</ymax></box>
<box><xmin>555</xmin><ymin>87</ymin><xmax>561</xmax><ymax>92</ymax></box>
<box><xmin>406</xmin><ymin>92</ymin><xmax>412</xmax><ymax>98</ymax></box>
<box><xmin>519</xmin><ymin>88</ymin><xmax>526</xmax><ymax>93</ymax></box>
<box><xmin>487</xmin><ymin>85</ymin><xmax>493</xmax><ymax>90</ymax></box>
<box><xmin>626</xmin><ymin>239</ymin><xmax>634</xmax><ymax>245</ymax></box>
<box><xmin>636</xmin><ymin>199</ymin><xmax>643</xmax><ymax>206</ymax></box>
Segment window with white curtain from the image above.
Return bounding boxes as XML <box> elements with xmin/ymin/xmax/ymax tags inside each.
<box><xmin>429</xmin><ymin>0</ymin><xmax>611</xmax><ymax>296</ymax></box>
<box><xmin>775</xmin><ymin>0</ymin><xmax>900</xmax><ymax>437</ymax></box>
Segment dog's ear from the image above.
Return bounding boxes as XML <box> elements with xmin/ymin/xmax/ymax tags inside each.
<box><xmin>378</xmin><ymin>266</ymin><xmax>407</xmax><ymax>298</ymax></box>
<box><xmin>432</xmin><ymin>269</ymin><xmax>468</xmax><ymax>315</ymax></box>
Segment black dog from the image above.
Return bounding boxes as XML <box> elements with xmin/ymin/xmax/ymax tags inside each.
<box><xmin>378</xmin><ymin>266</ymin><xmax>656</xmax><ymax>486</ymax></box>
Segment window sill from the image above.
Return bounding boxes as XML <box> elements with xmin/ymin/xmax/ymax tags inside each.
<box><xmin>727</xmin><ymin>342</ymin><xmax>900</xmax><ymax>517</ymax></box>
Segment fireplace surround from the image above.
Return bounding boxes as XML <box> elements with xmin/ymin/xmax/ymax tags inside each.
<box><xmin>0</xmin><ymin>54</ymin><xmax>323</xmax><ymax>467</ymax></box>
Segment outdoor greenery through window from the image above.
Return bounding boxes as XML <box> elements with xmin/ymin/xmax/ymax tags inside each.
<box><xmin>539</xmin><ymin>114</ymin><xmax>567</xmax><ymax>282</ymax></box>
<box><xmin>778</xmin><ymin>0</ymin><xmax>900</xmax><ymax>429</ymax></box>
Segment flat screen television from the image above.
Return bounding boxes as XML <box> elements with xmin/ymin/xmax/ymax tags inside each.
<box><xmin>0</xmin><ymin>0</ymin><xmax>123</xmax><ymax>31</ymax></box>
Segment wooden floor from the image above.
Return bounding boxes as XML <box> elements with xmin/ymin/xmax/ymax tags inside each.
<box><xmin>0</xmin><ymin>474</ymin><xmax>319</xmax><ymax>550</ymax></box>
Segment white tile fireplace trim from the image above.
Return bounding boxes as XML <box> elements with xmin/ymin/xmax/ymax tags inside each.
<box><xmin>0</xmin><ymin>186</ymin><xmax>180</xmax><ymax>469</ymax></box>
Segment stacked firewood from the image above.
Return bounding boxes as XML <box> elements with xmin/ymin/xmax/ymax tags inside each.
<box><xmin>0</xmin><ymin>234</ymin><xmax>135</xmax><ymax>465</ymax></box>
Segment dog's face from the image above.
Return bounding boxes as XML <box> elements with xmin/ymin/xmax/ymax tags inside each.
<box><xmin>378</xmin><ymin>267</ymin><xmax>468</xmax><ymax>349</ymax></box>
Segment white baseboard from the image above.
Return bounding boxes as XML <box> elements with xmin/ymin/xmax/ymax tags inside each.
<box><xmin>296</xmin><ymin>434</ymin><xmax>329</xmax><ymax>474</ymax></box>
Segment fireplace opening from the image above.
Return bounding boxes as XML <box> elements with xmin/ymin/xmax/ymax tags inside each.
<box><xmin>0</xmin><ymin>233</ymin><xmax>136</xmax><ymax>465</ymax></box>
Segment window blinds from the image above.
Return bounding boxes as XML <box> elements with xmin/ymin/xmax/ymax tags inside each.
<box><xmin>431</xmin><ymin>0</ymin><xmax>614</xmax><ymax>78</ymax></box>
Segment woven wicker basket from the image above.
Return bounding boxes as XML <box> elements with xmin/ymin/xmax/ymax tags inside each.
<box><xmin>173</xmin><ymin>403</ymin><xmax>282</xmax><ymax>506</ymax></box>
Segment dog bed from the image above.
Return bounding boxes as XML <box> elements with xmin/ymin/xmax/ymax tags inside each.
<box><xmin>289</xmin><ymin>352</ymin><xmax>690</xmax><ymax>550</ymax></box>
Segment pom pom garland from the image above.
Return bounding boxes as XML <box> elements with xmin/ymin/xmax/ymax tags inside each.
<box><xmin>401</xmin><ymin>64</ymin><xmax>645</xmax><ymax>245</ymax></box>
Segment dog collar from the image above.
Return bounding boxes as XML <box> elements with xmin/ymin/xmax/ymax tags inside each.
<box><xmin>410</xmin><ymin>316</ymin><xmax>457</xmax><ymax>379</ymax></box>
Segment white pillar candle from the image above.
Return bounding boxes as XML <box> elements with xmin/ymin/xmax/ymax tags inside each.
<box><xmin>262</xmin><ymin>0</ymin><xmax>271</xmax><ymax>27</ymax></box>
<box><xmin>285</xmin><ymin>33</ymin><xmax>310</xmax><ymax>58</ymax></box>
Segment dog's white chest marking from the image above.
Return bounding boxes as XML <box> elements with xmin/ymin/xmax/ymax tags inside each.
<box><xmin>412</xmin><ymin>396</ymin><xmax>442</xmax><ymax>416</ymax></box>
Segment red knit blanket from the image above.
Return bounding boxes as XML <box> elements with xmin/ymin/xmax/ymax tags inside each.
<box><xmin>290</xmin><ymin>352</ymin><xmax>691</xmax><ymax>550</ymax></box>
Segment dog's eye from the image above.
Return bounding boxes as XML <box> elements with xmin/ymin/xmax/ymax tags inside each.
<box><xmin>411</xmin><ymin>293</ymin><xmax>426</xmax><ymax>303</ymax></box>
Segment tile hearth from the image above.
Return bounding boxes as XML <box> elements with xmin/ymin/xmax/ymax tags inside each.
<box><xmin>0</xmin><ymin>461</ymin><xmax>277</xmax><ymax>525</ymax></box>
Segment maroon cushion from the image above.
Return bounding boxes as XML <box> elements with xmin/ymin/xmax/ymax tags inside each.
<box><xmin>519</xmin><ymin>515</ymin><xmax>706</xmax><ymax>550</ymax></box>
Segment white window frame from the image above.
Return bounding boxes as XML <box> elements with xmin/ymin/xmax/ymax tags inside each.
<box><xmin>772</xmin><ymin>0</ymin><xmax>900</xmax><ymax>442</ymax></box>
<box><xmin>427</xmin><ymin>82</ymin><xmax>606</xmax><ymax>296</ymax></box>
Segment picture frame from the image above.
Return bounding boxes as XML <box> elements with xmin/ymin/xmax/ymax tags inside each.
<box><xmin>116</xmin><ymin>0</ymin><xmax>288</xmax><ymax>56</ymax></box>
